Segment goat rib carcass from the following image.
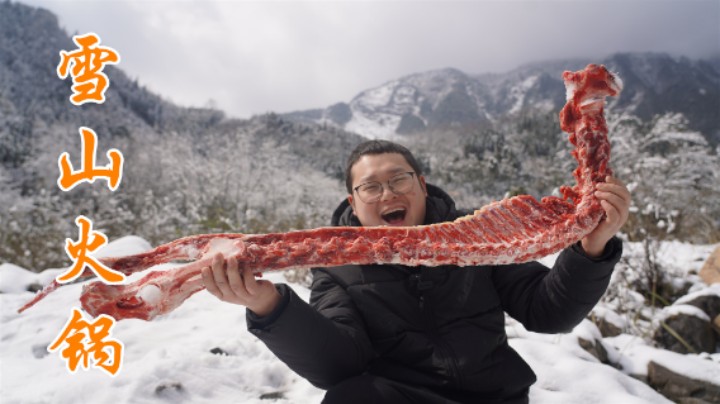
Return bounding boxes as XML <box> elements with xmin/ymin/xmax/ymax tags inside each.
<box><xmin>19</xmin><ymin>64</ymin><xmax>623</xmax><ymax>321</ymax></box>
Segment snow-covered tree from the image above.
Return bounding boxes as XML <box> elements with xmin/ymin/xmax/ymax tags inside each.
<box><xmin>612</xmin><ymin>112</ymin><xmax>720</xmax><ymax>242</ymax></box>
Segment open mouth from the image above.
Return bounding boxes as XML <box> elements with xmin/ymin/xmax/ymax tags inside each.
<box><xmin>381</xmin><ymin>207</ymin><xmax>407</xmax><ymax>225</ymax></box>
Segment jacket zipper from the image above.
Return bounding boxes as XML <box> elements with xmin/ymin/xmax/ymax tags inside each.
<box><xmin>419</xmin><ymin>289</ymin><xmax>464</xmax><ymax>390</ymax></box>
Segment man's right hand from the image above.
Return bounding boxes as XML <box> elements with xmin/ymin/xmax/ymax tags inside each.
<box><xmin>201</xmin><ymin>253</ymin><xmax>281</xmax><ymax>317</ymax></box>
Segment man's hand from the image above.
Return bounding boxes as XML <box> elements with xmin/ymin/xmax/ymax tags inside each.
<box><xmin>581</xmin><ymin>176</ymin><xmax>631</xmax><ymax>258</ymax></box>
<box><xmin>201</xmin><ymin>253</ymin><xmax>281</xmax><ymax>317</ymax></box>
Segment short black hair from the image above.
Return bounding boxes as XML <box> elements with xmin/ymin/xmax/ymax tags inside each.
<box><xmin>345</xmin><ymin>140</ymin><xmax>423</xmax><ymax>194</ymax></box>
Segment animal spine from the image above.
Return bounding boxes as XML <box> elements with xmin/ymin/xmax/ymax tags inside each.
<box><xmin>19</xmin><ymin>64</ymin><xmax>623</xmax><ymax>321</ymax></box>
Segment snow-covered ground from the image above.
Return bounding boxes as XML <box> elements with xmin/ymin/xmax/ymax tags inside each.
<box><xmin>1</xmin><ymin>236</ymin><xmax>718</xmax><ymax>403</ymax></box>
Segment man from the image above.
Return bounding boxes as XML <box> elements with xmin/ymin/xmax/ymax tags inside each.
<box><xmin>201</xmin><ymin>140</ymin><xmax>630</xmax><ymax>403</ymax></box>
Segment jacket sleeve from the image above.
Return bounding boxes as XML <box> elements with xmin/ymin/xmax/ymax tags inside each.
<box><xmin>246</xmin><ymin>269</ymin><xmax>375</xmax><ymax>389</ymax></box>
<box><xmin>491</xmin><ymin>236</ymin><xmax>622</xmax><ymax>333</ymax></box>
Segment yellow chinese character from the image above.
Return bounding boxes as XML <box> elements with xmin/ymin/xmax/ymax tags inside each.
<box><xmin>57</xmin><ymin>32</ymin><xmax>120</xmax><ymax>105</ymax></box>
<box><xmin>57</xmin><ymin>215</ymin><xmax>126</xmax><ymax>284</ymax></box>
<box><xmin>58</xmin><ymin>127</ymin><xmax>124</xmax><ymax>191</ymax></box>
<box><xmin>48</xmin><ymin>307</ymin><xmax>124</xmax><ymax>376</ymax></box>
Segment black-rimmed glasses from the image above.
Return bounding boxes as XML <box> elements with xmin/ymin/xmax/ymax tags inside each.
<box><xmin>353</xmin><ymin>172</ymin><xmax>417</xmax><ymax>203</ymax></box>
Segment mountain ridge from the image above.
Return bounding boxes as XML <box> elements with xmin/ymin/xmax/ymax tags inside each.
<box><xmin>281</xmin><ymin>52</ymin><xmax>720</xmax><ymax>146</ymax></box>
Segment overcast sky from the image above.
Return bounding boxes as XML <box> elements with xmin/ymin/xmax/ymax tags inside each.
<box><xmin>20</xmin><ymin>0</ymin><xmax>720</xmax><ymax>119</ymax></box>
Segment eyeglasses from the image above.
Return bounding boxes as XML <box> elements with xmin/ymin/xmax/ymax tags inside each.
<box><xmin>353</xmin><ymin>171</ymin><xmax>417</xmax><ymax>203</ymax></box>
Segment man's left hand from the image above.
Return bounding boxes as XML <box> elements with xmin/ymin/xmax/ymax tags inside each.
<box><xmin>581</xmin><ymin>176</ymin><xmax>631</xmax><ymax>258</ymax></box>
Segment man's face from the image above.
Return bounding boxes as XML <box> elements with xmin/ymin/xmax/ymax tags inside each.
<box><xmin>348</xmin><ymin>153</ymin><xmax>427</xmax><ymax>227</ymax></box>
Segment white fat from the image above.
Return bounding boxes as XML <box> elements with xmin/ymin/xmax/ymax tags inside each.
<box><xmin>579</xmin><ymin>96</ymin><xmax>604</xmax><ymax>107</ymax></box>
<box><xmin>565</xmin><ymin>82</ymin><xmax>577</xmax><ymax>101</ymax></box>
<box><xmin>206</xmin><ymin>237</ymin><xmax>241</xmax><ymax>258</ymax></box>
<box><xmin>181</xmin><ymin>244</ymin><xmax>202</xmax><ymax>259</ymax></box>
<box><xmin>611</xmin><ymin>73</ymin><xmax>624</xmax><ymax>92</ymax></box>
<box><xmin>138</xmin><ymin>284</ymin><xmax>162</xmax><ymax>305</ymax></box>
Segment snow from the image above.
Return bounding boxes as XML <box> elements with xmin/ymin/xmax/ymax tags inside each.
<box><xmin>592</xmin><ymin>306</ymin><xmax>628</xmax><ymax>330</ymax></box>
<box><xmin>675</xmin><ymin>284</ymin><xmax>720</xmax><ymax>305</ymax></box>
<box><xmin>389</xmin><ymin>85</ymin><xmax>418</xmax><ymax>109</ymax></box>
<box><xmin>0</xmin><ymin>264</ymin><xmax>62</xmax><ymax>294</ymax></box>
<box><xmin>92</xmin><ymin>235</ymin><xmax>153</xmax><ymax>258</ymax></box>
<box><xmin>342</xmin><ymin>78</ymin><xmax>430</xmax><ymax>139</ymax></box>
<box><xmin>354</xmin><ymin>82</ymin><xmax>396</xmax><ymax>108</ymax></box>
<box><xmin>0</xmin><ymin>263</ymin><xmax>43</xmax><ymax>293</ymax></box>
<box><xmin>660</xmin><ymin>304</ymin><xmax>711</xmax><ymax>322</ymax></box>
<box><xmin>341</xmin><ymin>69</ymin><xmax>475</xmax><ymax>139</ymax></box>
<box><xmin>651</xmin><ymin>240</ymin><xmax>717</xmax><ymax>275</ymax></box>
<box><xmin>509</xmin><ymin>75</ymin><xmax>538</xmax><ymax>114</ymax></box>
<box><xmin>604</xmin><ymin>335</ymin><xmax>720</xmax><ymax>385</ymax></box>
<box><xmin>654</xmin><ymin>131</ymin><xmax>708</xmax><ymax>146</ymax></box>
<box><xmin>344</xmin><ymin>107</ymin><xmax>401</xmax><ymax>140</ymax></box>
<box><xmin>511</xmin><ymin>338</ymin><xmax>668</xmax><ymax>404</ymax></box>
<box><xmin>1</xmin><ymin>237</ymin><xmax>718</xmax><ymax>403</ymax></box>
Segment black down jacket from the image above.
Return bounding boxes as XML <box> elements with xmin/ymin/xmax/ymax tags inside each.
<box><xmin>247</xmin><ymin>184</ymin><xmax>622</xmax><ymax>402</ymax></box>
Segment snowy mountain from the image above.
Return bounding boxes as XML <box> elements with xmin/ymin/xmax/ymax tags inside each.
<box><xmin>284</xmin><ymin>54</ymin><xmax>720</xmax><ymax>146</ymax></box>
<box><xmin>281</xmin><ymin>53</ymin><xmax>720</xmax><ymax>244</ymax></box>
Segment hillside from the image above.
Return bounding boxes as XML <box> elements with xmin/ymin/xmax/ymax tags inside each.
<box><xmin>1</xmin><ymin>1</ymin><xmax>719</xmax><ymax>273</ymax></box>
<box><xmin>0</xmin><ymin>1</ymin><xmax>365</xmax><ymax>270</ymax></box>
